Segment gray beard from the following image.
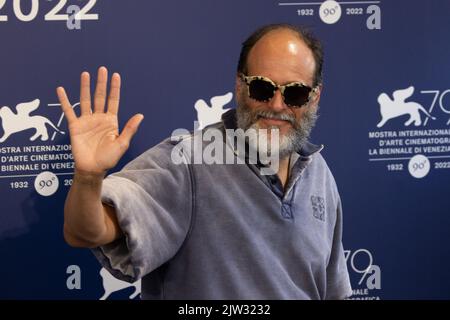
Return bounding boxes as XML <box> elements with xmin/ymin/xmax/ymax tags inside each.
<box><xmin>236</xmin><ymin>93</ymin><xmax>318</xmax><ymax>159</ymax></box>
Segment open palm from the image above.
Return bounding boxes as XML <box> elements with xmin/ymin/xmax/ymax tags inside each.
<box><xmin>57</xmin><ymin>67</ymin><xmax>144</xmax><ymax>177</ymax></box>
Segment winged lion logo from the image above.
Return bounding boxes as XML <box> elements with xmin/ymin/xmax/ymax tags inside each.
<box><xmin>0</xmin><ymin>99</ymin><xmax>65</xmax><ymax>143</ymax></box>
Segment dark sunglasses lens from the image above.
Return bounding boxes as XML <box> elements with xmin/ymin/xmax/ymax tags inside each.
<box><xmin>249</xmin><ymin>79</ymin><xmax>275</xmax><ymax>102</ymax></box>
<box><xmin>284</xmin><ymin>85</ymin><xmax>311</xmax><ymax>107</ymax></box>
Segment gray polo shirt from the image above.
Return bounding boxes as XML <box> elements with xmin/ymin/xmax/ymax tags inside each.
<box><xmin>92</xmin><ymin>110</ymin><xmax>352</xmax><ymax>299</ymax></box>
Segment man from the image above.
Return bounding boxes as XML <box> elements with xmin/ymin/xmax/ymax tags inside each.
<box><xmin>58</xmin><ymin>23</ymin><xmax>352</xmax><ymax>299</ymax></box>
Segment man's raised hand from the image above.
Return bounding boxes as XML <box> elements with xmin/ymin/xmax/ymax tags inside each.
<box><xmin>57</xmin><ymin>66</ymin><xmax>144</xmax><ymax>178</ymax></box>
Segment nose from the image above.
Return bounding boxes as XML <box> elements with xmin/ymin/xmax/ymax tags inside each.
<box><xmin>267</xmin><ymin>89</ymin><xmax>288</xmax><ymax>112</ymax></box>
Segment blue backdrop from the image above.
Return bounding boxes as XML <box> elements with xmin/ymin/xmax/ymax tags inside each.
<box><xmin>1</xmin><ymin>0</ymin><xmax>449</xmax><ymax>299</ymax></box>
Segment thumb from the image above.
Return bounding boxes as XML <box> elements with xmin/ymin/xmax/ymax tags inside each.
<box><xmin>117</xmin><ymin>114</ymin><xmax>144</xmax><ymax>149</ymax></box>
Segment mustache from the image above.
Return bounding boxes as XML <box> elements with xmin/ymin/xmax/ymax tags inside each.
<box><xmin>254</xmin><ymin>109</ymin><xmax>296</xmax><ymax>126</ymax></box>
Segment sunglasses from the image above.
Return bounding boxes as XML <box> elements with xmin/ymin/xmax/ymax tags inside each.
<box><xmin>241</xmin><ymin>74</ymin><xmax>317</xmax><ymax>108</ymax></box>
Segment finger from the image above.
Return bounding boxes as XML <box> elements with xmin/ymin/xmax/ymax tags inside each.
<box><xmin>107</xmin><ymin>73</ymin><xmax>121</xmax><ymax>115</ymax></box>
<box><xmin>116</xmin><ymin>114</ymin><xmax>144</xmax><ymax>150</ymax></box>
<box><xmin>94</xmin><ymin>66</ymin><xmax>108</xmax><ymax>113</ymax></box>
<box><xmin>80</xmin><ymin>71</ymin><xmax>92</xmax><ymax>116</ymax></box>
<box><xmin>56</xmin><ymin>87</ymin><xmax>77</xmax><ymax>123</ymax></box>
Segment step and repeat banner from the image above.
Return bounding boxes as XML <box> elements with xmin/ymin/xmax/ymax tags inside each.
<box><xmin>1</xmin><ymin>0</ymin><xmax>449</xmax><ymax>300</ymax></box>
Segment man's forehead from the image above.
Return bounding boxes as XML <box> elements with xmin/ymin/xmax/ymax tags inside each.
<box><xmin>250</xmin><ymin>30</ymin><xmax>313</xmax><ymax>60</ymax></box>
<box><xmin>246</xmin><ymin>29</ymin><xmax>316</xmax><ymax>82</ymax></box>
<box><xmin>254</xmin><ymin>29</ymin><xmax>303</xmax><ymax>49</ymax></box>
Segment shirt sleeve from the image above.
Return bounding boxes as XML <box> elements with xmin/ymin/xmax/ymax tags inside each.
<box><xmin>325</xmin><ymin>196</ymin><xmax>353</xmax><ymax>299</ymax></box>
<box><xmin>91</xmin><ymin>138</ymin><xmax>193</xmax><ymax>283</ymax></box>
